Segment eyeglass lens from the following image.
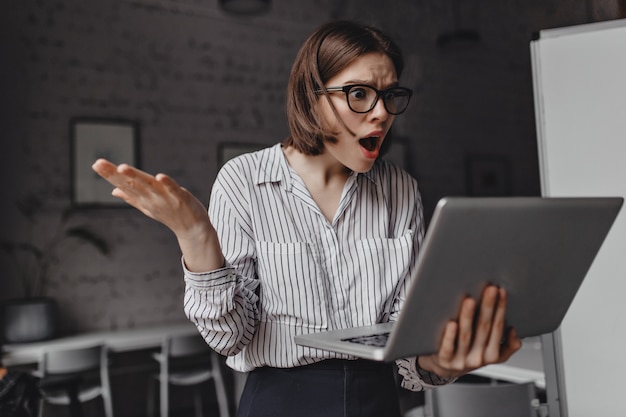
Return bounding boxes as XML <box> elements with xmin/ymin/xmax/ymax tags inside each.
<box><xmin>346</xmin><ymin>85</ymin><xmax>411</xmax><ymax>114</ymax></box>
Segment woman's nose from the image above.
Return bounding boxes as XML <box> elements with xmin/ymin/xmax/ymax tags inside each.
<box><xmin>369</xmin><ymin>96</ymin><xmax>390</xmax><ymax>120</ymax></box>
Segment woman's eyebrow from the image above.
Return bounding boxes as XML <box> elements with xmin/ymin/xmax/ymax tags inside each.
<box><xmin>340</xmin><ymin>79</ymin><xmax>401</xmax><ymax>87</ymax></box>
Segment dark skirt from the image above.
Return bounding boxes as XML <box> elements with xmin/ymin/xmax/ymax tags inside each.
<box><xmin>236</xmin><ymin>359</ymin><xmax>402</xmax><ymax>417</ymax></box>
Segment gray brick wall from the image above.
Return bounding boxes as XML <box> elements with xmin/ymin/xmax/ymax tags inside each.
<box><xmin>1</xmin><ymin>0</ymin><xmax>620</xmax><ymax>333</ymax></box>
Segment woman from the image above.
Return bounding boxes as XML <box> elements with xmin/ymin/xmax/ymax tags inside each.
<box><xmin>93</xmin><ymin>20</ymin><xmax>521</xmax><ymax>417</ymax></box>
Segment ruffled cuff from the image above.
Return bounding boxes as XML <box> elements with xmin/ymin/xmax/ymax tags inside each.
<box><xmin>398</xmin><ymin>357</ymin><xmax>456</xmax><ymax>391</ymax></box>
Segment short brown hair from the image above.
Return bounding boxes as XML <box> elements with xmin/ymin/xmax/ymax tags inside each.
<box><xmin>284</xmin><ymin>20</ymin><xmax>405</xmax><ymax>155</ymax></box>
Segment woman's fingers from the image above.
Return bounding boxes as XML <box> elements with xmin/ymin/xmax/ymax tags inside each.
<box><xmin>465</xmin><ymin>286</ymin><xmax>498</xmax><ymax>364</ymax></box>
<box><xmin>451</xmin><ymin>286</ymin><xmax>511</xmax><ymax>363</ymax></box>
<box><xmin>93</xmin><ymin>159</ymin><xmax>154</xmax><ymax>191</ymax></box>
<box><xmin>483</xmin><ymin>288</ymin><xmax>509</xmax><ymax>362</ymax></box>
<box><xmin>93</xmin><ymin>159</ymin><xmax>138</xmax><ymax>203</ymax></box>
<box><xmin>91</xmin><ymin>159</ymin><xmax>214</xmax><ymax>248</ymax></box>
<box><xmin>92</xmin><ymin>159</ymin><xmax>176</xmax><ymax>214</ymax></box>
<box><xmin>115</xmin><ymin>164</ymin><xmax>159</xmax><ymax>193</ymax></box>
<box><xmin>454</xmin><ymin>296</ymin><xmax>476</xmax><ymax>362</ymax></box>
<box><xmin>92</xmin><ymin>158</ymin><xmax>118</xmax><ymax>178</ymax></box>
<box><xmin>499</xmin><ymin>327</ymin><xmax>522</xmax><ymax>361</ymax></box>
<box><xmin>155</xmin><ymin>173</ymin><xmax>188</xmax><ymax>200</ymax></box>
<box><xmin>422</xmin><ymin>285</ymin><xmax>522</xmax><ymax>380</ymax></box>
<box><xmin>437</xmin><ymin>319</ymin><xmax>459</xmax><ymax>363</ymax></box>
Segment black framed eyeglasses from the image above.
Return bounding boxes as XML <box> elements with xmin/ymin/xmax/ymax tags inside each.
<box><xmin>317</xmin><ymin>84</ymin><xmax>413</xmax><ymax>115</ymax></box>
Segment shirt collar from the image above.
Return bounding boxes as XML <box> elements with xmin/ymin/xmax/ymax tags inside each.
<box><xmin>254</xmin><ymin>143</ymin><xmax>378</xmax><ymax>190</ymax></box>
<box><xmin>254</xmin><ymin>143</ymin><xmax>294</xmax><ymax>191</ymax></box>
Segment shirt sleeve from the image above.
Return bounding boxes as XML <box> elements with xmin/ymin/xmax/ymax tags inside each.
<box><xmin>183</xmin><ymin>159</ymin><xmax>261</xmax><ymax>357</ymax></box>
<box><xmin>183</xmin><ymin>262</ymin><xmax>259</xmax><ymax>356</ymax></box>
<box><xmin>397</xmin><ymin>357</ymin><xmax>457</xmax><ymax>391</ymax></box>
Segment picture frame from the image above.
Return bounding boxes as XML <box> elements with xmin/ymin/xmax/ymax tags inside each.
<box><xmin>465</xmin><ymin>154</ymin><xmax>511</xmax><ymax>197</ymax></box>
<box><xmin>70</xmin><ymin>118</ymin><xmax>140</xmax><ymax>207</ymax></box>
<box><xmin>217</xmin><ymin>142</ymin><xmax>267</xmax><ymax>167</ymax></box>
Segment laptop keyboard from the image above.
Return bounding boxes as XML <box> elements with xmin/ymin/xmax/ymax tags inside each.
<box><xmin>341</xmin><ymin>332</ymin><xmax>390</xmax><ymax>347</ymax></box>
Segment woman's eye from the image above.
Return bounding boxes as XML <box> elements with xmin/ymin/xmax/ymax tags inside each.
<box><xmin>349</xmin><ymin>88</ymin><xmax>368</xmax><ymax>100</ymax></box>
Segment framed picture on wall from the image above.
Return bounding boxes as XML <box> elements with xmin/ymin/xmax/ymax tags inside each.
<box><xmin>465</xmin><ymin>154</ymin><xmax>511</xmax><ymax>196</ymax></box>
<box><xmin>217</xmin><ymin>142</ymin><xmax>267</xmax><ymax>167</ymax></box>
<box><xmin>71</xmin><ymin>118</ymin><xmax>140</xmax><ymax>207</ymax></box>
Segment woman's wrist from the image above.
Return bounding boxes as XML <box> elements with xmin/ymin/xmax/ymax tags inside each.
<box><xmin>177</xmin><ymin>221</ymin><xmax>224</xmax><ymax>272</ymax></box>
<box><xmin>415</xmin><ymin>357</ymin><xmax>453</xmax><ymax>386</ymax></box>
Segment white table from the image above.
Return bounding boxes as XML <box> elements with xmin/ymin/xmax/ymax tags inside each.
<box><xmin>3</xmin><ymin>323</ymin><xmax>545</xmax><ymax>390</ymax></box>
<box><xmin>1</xmin><ymin>322</ymin><xmax>199</xmax><ymax>367</ymax></box>
<box><xmin>470</xmin><ymin>337</ymin><xmax>545</xmax><ymax>389</ymax></box>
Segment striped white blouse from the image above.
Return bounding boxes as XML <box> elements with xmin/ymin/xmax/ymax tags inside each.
<box><xmin>183</xmin><ymin>143</ymin><xmax>440</xmax><ymax>391</ymax></box>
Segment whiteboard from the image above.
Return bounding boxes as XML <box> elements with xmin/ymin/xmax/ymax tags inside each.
<box><xmin>531</xmin><ymin>19</ymin><xmax>626</xmax><ymax>417</ymax></box>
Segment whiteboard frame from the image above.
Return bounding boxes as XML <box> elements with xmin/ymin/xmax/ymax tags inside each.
<box><xmin>531</xmin><ymin>18</ymin><xmax>626</xmax><ymax>417</ymax></box>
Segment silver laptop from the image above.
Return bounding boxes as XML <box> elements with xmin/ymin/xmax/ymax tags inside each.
<box><xmin>295</xmin><ymin>196</ymin><xmax>623</xmax><ymax>361</ymax></box>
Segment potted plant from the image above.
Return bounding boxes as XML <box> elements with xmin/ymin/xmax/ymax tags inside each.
<box><xmin>0</xmin><ymin>195</ymin><xmax>110</xmax><ymax>343</ymax></box>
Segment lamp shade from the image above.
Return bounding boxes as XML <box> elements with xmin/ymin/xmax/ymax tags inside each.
<box><xmin>2</xmin><ymin>297</ymin><xmax>58</xmax><ymax>343</ymax></box>
<box><xmin>219</xmin><ymin>0</ymin><xmax>271</xmax><ymax>15</ymax></box>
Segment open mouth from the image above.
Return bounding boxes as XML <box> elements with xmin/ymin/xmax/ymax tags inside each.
<box><xmin>359</xmin><ymin>136</ymin><xmax>379</xmax><ymax>152</ymax></box>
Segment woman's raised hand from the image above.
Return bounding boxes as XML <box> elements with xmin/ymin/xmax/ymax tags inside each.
<box><xmin>417</xmin><ymin>285</ymin><xmax>522</xmax><ymax>380</ymax></box>
<box><xmin>91</xmin><ymin>159</ymin><xmax>224</xmax><ymax>271</ymax></box>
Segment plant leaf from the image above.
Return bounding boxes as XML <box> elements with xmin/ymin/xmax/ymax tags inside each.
<box><xmin>65</xmin><ymin>227</ymin><xmax>111</xmax><ymax>256</ymax></box>
<box><xmin>0</xmin><ymin>241</ymin><xmax>45</xmax><ymax>259</ymax></box>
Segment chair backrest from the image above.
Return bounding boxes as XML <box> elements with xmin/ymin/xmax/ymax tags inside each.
<box><xmin>42</xmin><ymin>344</ymin><xmax>105</xmax><ymax>375</ymax></box>
<box><xmin>167</xmin><ymin>334</ymin><xmax>210</xmax><ymax>358</ymax></box>
<box><xmin>38</xmin><ymin>343</ymin><xmax>113</xmax><ymax>417</ymax></box>
<box><xmin>425</xmin><ymin>382</ymin><xmax>537</xmax><ymax>417</ymax></box>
